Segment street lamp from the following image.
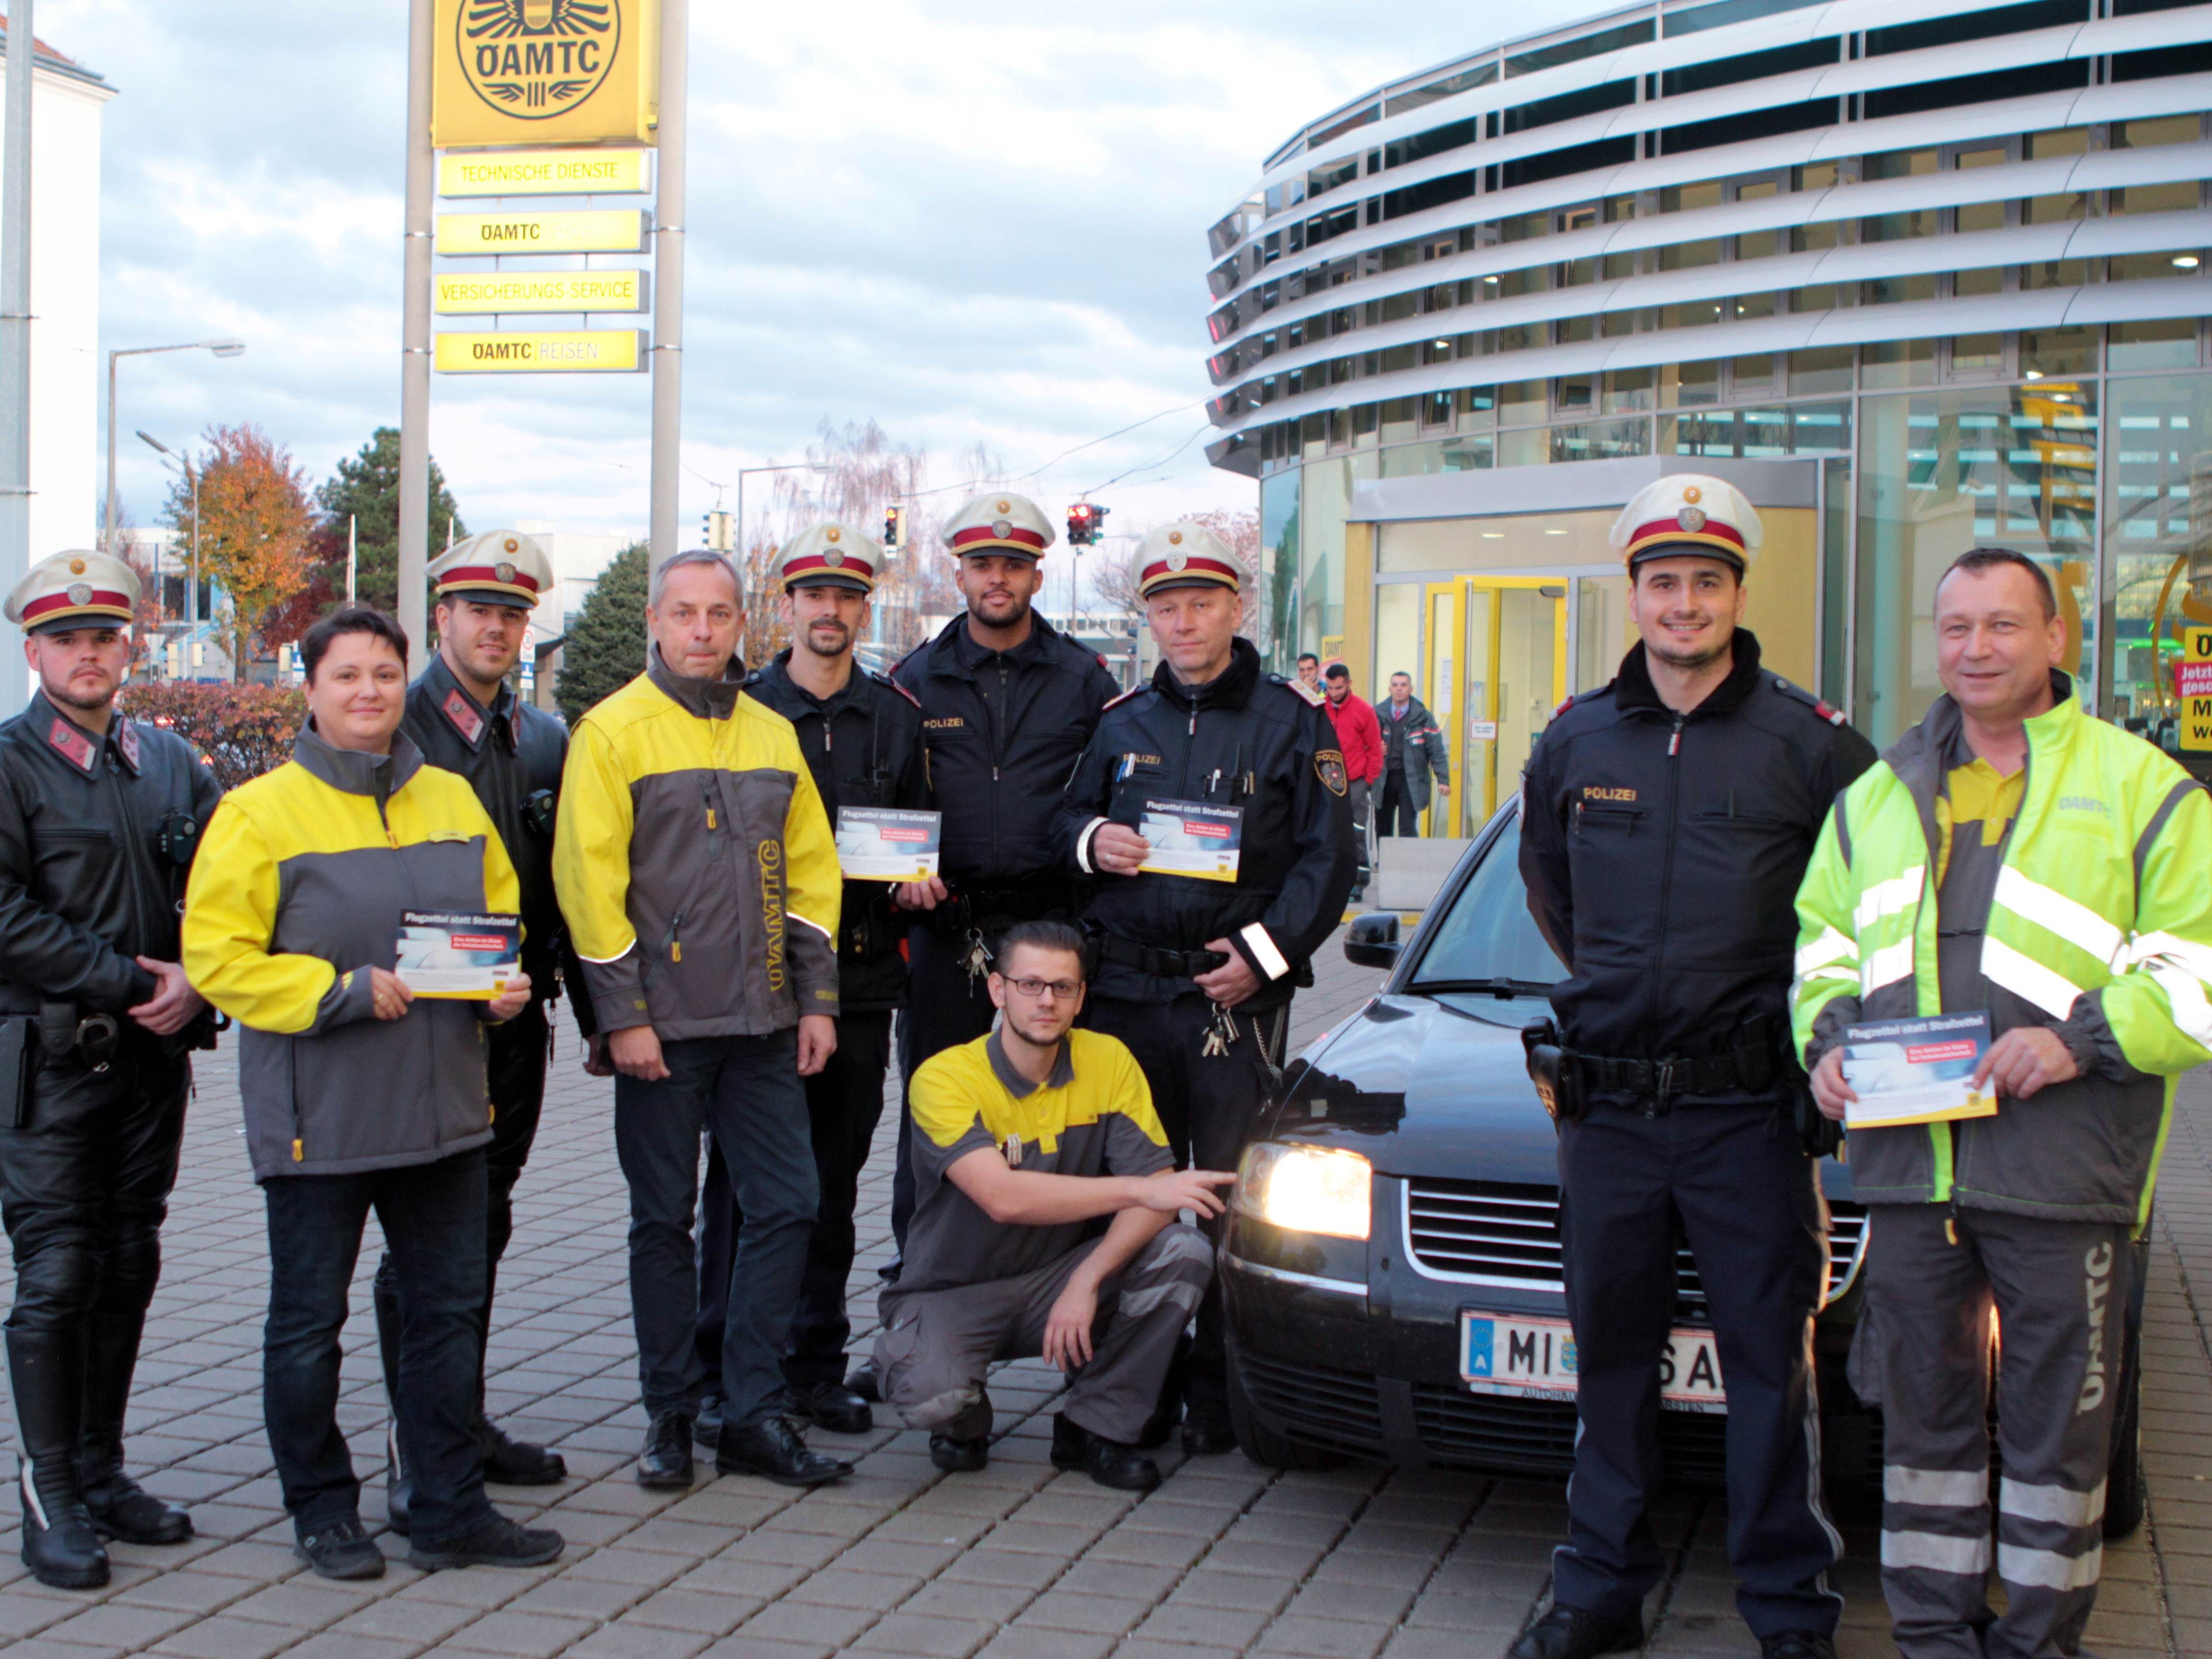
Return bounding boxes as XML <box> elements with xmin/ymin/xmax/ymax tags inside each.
<box><xmin>137</xmin><ymin>432</ymin><xmax>198</xmax><ymax>630</ymax></box>
<box><xmin>104</xmin><ymin>339</ymin><xmax>245</xmax><ymax>560</ymax></box>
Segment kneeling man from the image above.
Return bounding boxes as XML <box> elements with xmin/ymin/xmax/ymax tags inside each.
<box><xmin>875</xmin><ymin>921</ymin><xmax>1233</xmax><ymax>1490</ymax></box>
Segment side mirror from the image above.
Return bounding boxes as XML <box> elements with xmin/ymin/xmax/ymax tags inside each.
<box><xmin>1344</xmin><ymin>911</ymin><xmax>1401</xmax><ymax>969</ymax></box>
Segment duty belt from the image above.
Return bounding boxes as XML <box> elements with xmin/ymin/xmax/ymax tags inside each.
<box><xmin>1569</xmin><ymin>1049</ymin><xmax>1746</xmax><ymax>1105</ymax></box>
<box><xmin>1091</xmin><ymin>933</ymin><xmax>1228</xmax><ymax>980</ymax></box>
<box><xmin>919</xmin><ymin>885</ymin><xmax>1068</xmax><ymax>934</ymax></box>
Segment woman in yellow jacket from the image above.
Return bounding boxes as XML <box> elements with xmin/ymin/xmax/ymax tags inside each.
<box><xmin>182</xmin><ymin>610</ymin><xmax>563</xmax><ymax>1582</ymax></box>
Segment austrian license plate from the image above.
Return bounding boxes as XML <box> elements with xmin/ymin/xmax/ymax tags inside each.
<box><xmin>1459</xmin><ymin>1310</ymin><xmax>1728</xmax><ymax>1414</ymax></box>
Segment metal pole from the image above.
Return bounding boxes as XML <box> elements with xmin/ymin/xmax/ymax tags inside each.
<box><xmin>648</xmin><ymin>0</ymin><xmax>688</xmax><ymax>572</ymax></box>
<box><xmin>103</xmin><ymin>356</ymin><xmax>117</xmax><ymax>556</ymax></box>
<box><xmin>188</xmin><ymin>461</ymin><xmax>198</xmax><ymax>627</ymax></box>
<box><xmin>348</xmin><ymin>514</ymin><xmax>357</xmax><ymax>604</ymax></box>
<box><xmin>396</xmin><ymin>0</ymin><xmax>433</xmax><ymax>652</ymax></box>
<box><xmin>0</xmin><ymin>0</ymin><xmax>33</xmax><ymax>718</ymax></box>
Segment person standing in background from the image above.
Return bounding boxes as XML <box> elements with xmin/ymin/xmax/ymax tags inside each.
<box><xmin>1322</xmin><ymin>661</ymin><xmax>1382</xmax><ymax>902</ymax></box>
<box><xmin>1374</xmin><ymin>671</ymin><xmax>1448</xmax><ymax>837</ymax></box>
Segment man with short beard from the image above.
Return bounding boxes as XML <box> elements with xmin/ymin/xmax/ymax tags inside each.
<box><xmin>379</xmin><ymin>533</ymin><xmax>577</xmax><ymax>1533</ymax></box>
<box><xmin>1515</xmin><ymin>477</ymin><xmax>1875</xmax><ymax>1659</ymax></box>
<box><xmin>0</xmin><ymin>552</ymin><xmax>222</xmax><ymax>1588</ymax></box>
<box><xmin>880</xmin><ymin>494</ymin><xmax>1118</xmax><ymax>1281</ymax></box>
<box><xmin>689</xmin><ymin>524</ymin><xmax>927</xmax><ymax>1443</ymax></box>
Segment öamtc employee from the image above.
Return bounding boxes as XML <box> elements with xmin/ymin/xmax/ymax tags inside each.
<box><xmin>183</xmin><ymin>609</ymin><xmax>562</xmax><ymax>1581</ymax></box>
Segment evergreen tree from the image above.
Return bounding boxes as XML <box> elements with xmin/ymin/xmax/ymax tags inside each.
<box><xmin>313</xmin><ymin>428</ymin><xmax>466</xmax><ymax>613</ymax></box>
<box><xmin>556</xmin><ymin>541</ymin><xmax>649</xmax><ymax>724</ymax></box>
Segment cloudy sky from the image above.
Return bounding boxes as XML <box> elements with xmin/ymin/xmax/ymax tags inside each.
<box><xmin>62</xmin><ymin>0</ymin><xmax>1598</xmax><ymax>546</ymax></box>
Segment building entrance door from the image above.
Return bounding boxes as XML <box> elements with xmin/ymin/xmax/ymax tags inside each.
<box><xmin>1420</xmin><ymin>576</ymin><xmax>1566</xmax><ymax>837</ymax></box>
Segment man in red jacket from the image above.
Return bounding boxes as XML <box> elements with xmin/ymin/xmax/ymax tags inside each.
<box><xmin>1322</xmin><ymin>662</ymin><xmax>1383</xmax><ymax>902</ymax></box>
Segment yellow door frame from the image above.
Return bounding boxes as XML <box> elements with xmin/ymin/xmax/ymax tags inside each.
<box><xmin>1419</xmin><ymin>576</ymin><xmax>1567</xmax><ymax>833</ymax></box>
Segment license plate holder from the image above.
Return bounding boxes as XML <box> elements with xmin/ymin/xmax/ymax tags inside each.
<box><xmin>1459</xmin><ymin>1310</ymin><xmax>1727</xmax><ymax>1414</ymax></box>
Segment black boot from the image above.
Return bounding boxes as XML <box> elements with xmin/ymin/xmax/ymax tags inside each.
<box><xmin>716</xmin><ymin>1414</ymin><xmax>852</xmax><ymax>1486</ymax></box>
<box><xmin>77</xmin><ymin>1312</ymin><xmax>190</xmax><ymax>1545</ymax></box>
<box><xmin>1507</xmin><ymin>1605</ymin><xmax>1644</xmax><ymax>1659</ymax></box>
<box><xmin>8</xmin><ymin>1328</ymin><xmax>108</xmax><ymax>1590</ymax></box>
<box><xmin>1049</xmin><ymin>1413</ymin><xmax>1160</xmax><ymax>1492</ymax></box>
<box><xmin>385</xmin><ymin>1421</ymin><xmax>413</xmax><ymax>1538</ymax></box>
<box><xmin>637</xmin><ymin>1410</ymin><xmax>695</xmax><ymax>1489</ymax></box>
<box><xmin>477</xmin><ymin>1410</ymin><xmax>565</xmax><ymax>1486</ymax></box>
<box><xmin>789</xmin><ymin>1378</ymin><xmax>872</xmax><ymax>1435</ymax></box>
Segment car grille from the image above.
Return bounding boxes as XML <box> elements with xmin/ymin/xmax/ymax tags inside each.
<box><xmin>1404</xmin><ymin>1178</ymin><xmax>1869</xmax><ymax>1320</ymax></box>
<box><xmin>1410</xmin><ymin>1383</ymin><xmax>1731</xmax><ymax>1484</ymax></box>
<box><xmin>1235</xmin><ymin>1351</ymin><xmax>1385</xmax><ymax>1457</ymax></box>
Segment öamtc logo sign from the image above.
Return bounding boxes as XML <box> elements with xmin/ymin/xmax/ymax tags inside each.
<box><xmin>432</xmin><ymin>0</ymin><xmax>658</xmax><ymax>148</ymax></box>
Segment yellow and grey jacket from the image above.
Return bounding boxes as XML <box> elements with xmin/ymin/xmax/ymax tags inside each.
<box><xmin>183</xmin><ymin>725</ymin><xmax>519</xmax><ymax>1180</ymax></box>
<box><xmin>1792</xmin><ymin>677</ymin><xmax>2212</xmax><ymax>1227</ymax></box>
<box><xmin>554</xmin><ymin>650</ymin><xmax>840</xmax><ymax>1039</ymax></box>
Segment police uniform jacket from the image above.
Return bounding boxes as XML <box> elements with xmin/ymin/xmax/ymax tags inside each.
<box><xmin>892</xmin><ymin>613</ymin><xmax>1119</xmax><ymax>905</ymax></box>
<box><xmin>743</xmin><ymin>649</ymin><xmax>929</xmax><ymax>1012</ymax></box>
<box><xmin>0</xmin><ymin>692</ymin><xmax>222</xmax><ymax>1020</ymax></box>
<box><xmin>1055</xmin><ymin>638</ymin><xmax>1358</xmax><ymax>1011</ymax></box>
<box><xmin>402</xmin><ymin>655</ymin><xmax>571</xmax><ymax>1007</ymax></box>
<box><xmin>182</xmin><ymin>726</ymin><xmax>519</xmax><ymax>1179</ymax></box>
<box><xmin>1519</xmin><ymin>630</ymin><xmax>1876</xmax><ymax>1098</ymax></box>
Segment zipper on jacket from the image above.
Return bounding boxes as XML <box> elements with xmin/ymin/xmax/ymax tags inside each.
<box><xmin>701</xmin><ymin>775</ymin><xmax>718</xmax><ymax>832</ymax></box>
<box><xmin>1643</xmin><ymin>710</ymin><xmax>1689</xmax><ymax>1105</ymax></box>
<box><xmin>662</xmin><ymin>910</ymin><xmax>685</xmax><ymax>965</ymax></box>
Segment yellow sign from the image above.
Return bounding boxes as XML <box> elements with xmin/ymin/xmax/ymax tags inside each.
<box><xmin>435</xmin><ymin>270</ymin><xmax>646</xmax><ymax>313</ymax></box>
<box><xmin>438</xmin><ymin>148</ymin><xmax>649</xmax><ymax>197</ymax></box>
<box><xmin>434</xmin><ymin>329</ymin><xmax>646</xmax><ymax>373</ymax></box>
<box><xmin>432</xmin><ymin>0</ymin><xmax>659</xmax><ymax>148</ymax></box>
<box><xmin>2180</xmin><ymin>626</ymin><xmax>2212</xmax><ymax>751</ymax></box>
<box><xmin>435</xmin><ymin>209</ymin><xmax>646</xmax><ymax>254</ymax></box>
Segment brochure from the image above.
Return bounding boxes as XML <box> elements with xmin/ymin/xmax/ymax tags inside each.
<box><xmin>395</xmin><ymin>911</ymin><xmax>522</xmax><ymax>999</ymax></box>
<box><xmin>1136</xmin><ymin>798</ymin><xmax>1244</xmax><ymax>883</ymax></box>
<box><xmin>836</xmin><ymin>806</ymin><xmax>942</xmax><ymax>882</ymax></box>
<box><xmin>1840</xmin><ymin>1011</ymin><xmax>1999</xmax><ymax>1129</ymax></box>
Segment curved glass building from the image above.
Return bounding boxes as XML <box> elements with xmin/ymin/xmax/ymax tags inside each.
<box><xmin>1204</xmin><ymin>0</ymin><xmax>2212</xmax><ymax>830</ymax></box>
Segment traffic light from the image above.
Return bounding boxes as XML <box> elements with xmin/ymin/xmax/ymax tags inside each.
<box><xmin>1068</xmin><ymin>502</ymin><xmax>1108</xmax><ymax>546</ymax></box>
<box><xmin>883</xmin><ymin>505</ymin><xmax>905</xmax><ymax>551</ymax></box>
<box><xmin>703</xmin><ymin>509</ymin><xmax>734</xmax><ymax>551</ymax></box>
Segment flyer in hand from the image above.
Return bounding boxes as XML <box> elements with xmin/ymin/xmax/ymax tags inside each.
<box><xmin>1840</xmin><ymin>1011</ymin><xmax>1999</xmax><ymax>1128</ymax></box>
<box><xmin>1137</xmin><ymin>799</ymin><xmax>1244</xmax><ymax>882</ymax></box>
<box><xmin>836</xmin><ymin>806</ymin><xmax>942</xmax><ymax>882</ymax></box>
<box><xmin>396</xmin><ymin>912</ymin><xmax>523</xmax><ymax>999</ymax></box>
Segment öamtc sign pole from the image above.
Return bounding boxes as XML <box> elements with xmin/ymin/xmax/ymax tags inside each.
<box><xmin>398</xmin><ymin>0</ymin><xmax>436</xmax><ymax>658</ymax></box>
<box><xmin>648</xmin><ymin>0</ymin><xmax>686</xmax><ymax>578</ymax></box>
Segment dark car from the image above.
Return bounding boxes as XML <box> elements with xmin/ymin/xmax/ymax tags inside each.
<box><xmin>1219</xmin><ymin>801</ymin><xmax>2145</xmax><ymax>1536</ymax></box>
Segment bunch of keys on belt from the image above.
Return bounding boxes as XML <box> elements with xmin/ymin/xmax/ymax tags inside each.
<box><xmin>962</xmin><ymin>928</ymin><xmax>993</xmax><ymax>984</ymax></box>
<box><xmin>1201</xmin><ymin>999</ymin><xmax>1240</xmax><ymax>1058</ymax></box>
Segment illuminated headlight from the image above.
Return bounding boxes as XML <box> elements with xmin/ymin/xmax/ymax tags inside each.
<box><xmin>1234</xmin><ymin>1143</ymin><xmax>1372</xmax><ymax>1240</ymax></box>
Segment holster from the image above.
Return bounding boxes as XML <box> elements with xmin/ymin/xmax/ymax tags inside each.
<box><xmin>1521</xmin><ymin>1017</ymin><xmax>1585</xmax><ymax>1125</ymax></box>
<box><xmin>0</xmin><ymin>1014</ymin><xmax>34</xmax><ymax>1130</ymax></box>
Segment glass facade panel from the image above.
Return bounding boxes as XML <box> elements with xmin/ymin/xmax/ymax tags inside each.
<box><xmin>2103</xmin><ymin>372</ymin><xmax>2212</xmax><ymax>746</ymax></box>
<box><xmin>1261</xmin><ymin>468</ymin><xmax>1301</xmax><ymax>674</ymax></box>
<box><xmin>1854</xmin><ymin>384</ymin><xmax>2098</xmax><ymax>745</ymax></box>
<box><xmin>2110</xmin><ymin>319</ymin><xmax>2200</xmax><ymax>371</ymax></box>
<box><xmin>1373</xmin><ymin>581</ymin><xmax>1421</xmax><ymax>704</ymax></box>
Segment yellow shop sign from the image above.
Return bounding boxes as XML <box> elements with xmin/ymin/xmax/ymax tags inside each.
<box><xmin>435</xmin><ymin>209</ymin><xmax>647</xmax><ymax>254</ymax></box>
<box><xmin>433</xmin><ymin>329</ymin><xmax>646</xmax><ymax>373</ymax></box>
<box><xmin>431</xmin><ymin>0</ymin><xmax>660</xmax><ymax>149</ymax></box>
<box><xmin>435</xmin><ymin>270</ymin><xmax>647</xmax><ymax>313</ymax></box>
<box><xmin>438</xmin><ymin>149</ymin><xmax>650</xmax><ymax>197</ymax></box>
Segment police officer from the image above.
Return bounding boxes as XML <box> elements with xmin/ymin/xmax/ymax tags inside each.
<box><xmin>884</xmin><ymin>493</ymin><xmax>1119</xmax><ymax>1267</ymax></box>
<box><xmin>0</xmin><ymin>552</ymin><xmax>221</xmax><ymax>1588</ymax></box>
<box><xmin>1515</xmin><ymin>477</ymin><xmax>1876</xmax><ymax>1659</ymax></box>
<box><xmin>691</xmin><ymin>524</ymin><xmax>927</xmax><ymax>1441</ymax></box>
<box><xmin>1055</xmin><ymin>522</ymin><xmax>1355</xmax><ymax>1454</ymax></box>
<box><xmin>380</xmin><ymin>531</ymin><xmax>575</xmax><ymax>1532</ymax></box>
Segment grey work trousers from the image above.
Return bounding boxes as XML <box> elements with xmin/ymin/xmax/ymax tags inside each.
<box><xmin>873</xmin><ymin>1223</ymin><xmax>1212</xmax><ymax>1446</ymax></box>
<box><xmin>1852</xmin><ymin>1203</ymin><xmax>2132</xmax><ymax>1659</ymax></box>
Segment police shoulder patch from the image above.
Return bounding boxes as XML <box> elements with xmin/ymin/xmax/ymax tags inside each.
<box><xmin>1273</xmin><ymin>673</ymin><xmax>1326</xmax><ymax>708</ymax></box>
<box><xmin>1101</xmin><ymin>684</ymin><xmax>1148</xmax><ymax>711</ymax></box>
<box><xmin>1770</xmin><ymin>675</ymin><xmax>1848</xmax><ymax>727</ymax></box>
<box><xmin>1315</xmin><ymin>749</ymin><xmax>1348</xmax><ymax>796</ymax></box>
<box><xmin>872</xmin><ymin>669</ymin><xmax>923</xmax><ymax>709</ymax></box>
<box><xmin>1553</xmin><ymin>691</ymin><xmax>1578</xmax><ymax>718</ymax></box>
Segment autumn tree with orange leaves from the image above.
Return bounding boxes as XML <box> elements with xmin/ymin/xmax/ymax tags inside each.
<box><xmin>164</xmin><ymin>424</ymin><xmax>317</xmax><ymax>682</ymax></box>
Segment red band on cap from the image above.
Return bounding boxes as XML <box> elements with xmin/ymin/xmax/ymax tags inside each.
<box><xmin>782</xmin><ymin>554</ymin><xmax>873</xmax><ymax>581</ymax></box>
<box><xmin>950</xmin><ymin>525</ymin><xmax>1046</xmax><ymax>551</ymax></box>
<box><xmin>21</xmin><ymin>589</ymin><xmax>131</xmax><ymax>620</ymax></box>
<box><xmin>1140</xmin><ymin>556</ymin><xmax>1240</xmax><ymax>589</ymax></box>
<box><xmin>1630</xmin><ymin>517</ymin><xmax>1745</xmax><ymax>552</ymax></box>
<box><xmin>436</xmin><ymin>565</ymin><xmax>541</xmax><ymax>593</ymax></box>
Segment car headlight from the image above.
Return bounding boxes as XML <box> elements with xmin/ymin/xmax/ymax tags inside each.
<box><xmin>1234</xmin><ymin>1143</ymin><xmax>1372</xmax><ymax>1240</ymax></box>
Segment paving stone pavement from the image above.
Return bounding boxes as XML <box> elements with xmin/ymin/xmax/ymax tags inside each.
<box><xmin>0</xmin><ymin>932</ymin><xmax>2208</xmax><ymax>1658</ymax></box>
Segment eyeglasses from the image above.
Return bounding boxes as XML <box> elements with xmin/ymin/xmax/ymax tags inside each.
<box><xmin>1004</xmin><ymin>976</ymin><xmax>1082</xmax><ymax>1001</ymax></box>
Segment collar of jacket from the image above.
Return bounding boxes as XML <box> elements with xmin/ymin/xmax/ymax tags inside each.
<box><xmin>1154</xmin><ymin>636</ymin><xmax>1262</xmax><ymax>713</ymax></box>
<box><xmin>986</xmin><ymin>1029</ymin><xmax>1076</xmax><ymax>1098</ymax></box>
<box><xmin>25</xmin><ymin>689</ymin><xmax>140</xmax><ymax>776</ymax></box>
<box><xmin>1884</xmin><ymin>669</ymin><xmax>2078</xmax><ymax>806</ymax></box>
<box><xmin>421</xmin><ymin>651</ymin><xmax>513</xmax><ymax>751</ymax></box>
<box><xmin>648</xmin><ymin>644</ymin><xmax>745</xmax><ymax>719</ymax></box>
<box><xmin>762</xmin><ymin>647</ymin><xmax>867</xmax><ymax>718</ymax></box>
<box><xmin>933</xmin><ymin>610</ymin><xmax>1063</xmax><ymax>679</ymax></box>
<box><xmin>294</xmin><ymin>720</ymin><xmax>425</xmax><ymax>806</ymax></box>
<box><xmin>1611</xmin><ymin>628</ymin><xmax>1766</xmax><ymax>719</ymax></box>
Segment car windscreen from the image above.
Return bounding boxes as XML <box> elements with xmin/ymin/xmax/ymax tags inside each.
<box><xmin>1406</xmin><ymin>814</ymin><xmax>1564</xmax><ymax>992</ymax></box>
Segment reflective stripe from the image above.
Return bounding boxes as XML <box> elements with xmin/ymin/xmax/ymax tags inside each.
<box><xmin>1998</xmin><ymin>1540</ymin><xmax>2102</xmax><ymax>1592</ymax></box>
<box><xmin>2148</xmin><ymin>962</ymin><xmax>2212</xmax><ymax>1050</ymax></box>
<box><xmin>2000</xmin><ymin>1477</ymin><xmax>2105</xmax><ymax>1528</ymax></box>
<box><xmin>790</xmin><ymin>911</ymin><xmax>834</xmax><ymax>941</ymax></box>
<box><xmin>1855</xmin><ymin>866</ymin><xmax>1926</xmax><ymax>932</ymax></box>
<box><xmin>1982</xmin><ymin>936</ymin><xmax>2082</xmax><ymax>1020</ymax></box>
<box><xmin>1241</xmin><ymin>923</ymin><xmax>1291</xmax><ymax>982</ymax></box>
<box><xmin>1863</xmin><ymin>938</ymin><xmax>1915</xmax><ymax>995</ymax></box>
<box><xmin>1074</xmin><ymin>815</ymin><xmax>1108</xmax><ymax>876</ymax></box>
<box><xmin>1797</xmin><ymin>926</ymin><xmax>1857</xmax><ymax>977</ymax></box>
<box><xmin>2127</xmin><ymin>928</ymin><xmax>2212</xmax><ymax>986</ymax></box>
<box><xmin>1886</xmin><ymin>1466</ymin><xmax>1989</xmax><ymax>1508</ymax></box>
<box><xmin>1993</xmin><ymin>866</ymin><xmax>2126</xmax><ymax>969</ymax></box>
<box><xmin>1882</xmin><ymin>1528</ymin><xmax>1991</xmax><ymax>1575</ymax></box>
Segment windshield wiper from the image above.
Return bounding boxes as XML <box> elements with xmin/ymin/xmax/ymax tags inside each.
<box><xmin>1411</xmin><ymin>976</ymin><xmax>1554</xmax><ymax>999</ymax></box>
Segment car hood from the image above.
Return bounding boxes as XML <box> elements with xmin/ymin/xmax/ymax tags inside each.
<box><xmin>1273</xmin><ymin>990</ymin><xmax>1563</xmax><ymax>1188</ymax></box>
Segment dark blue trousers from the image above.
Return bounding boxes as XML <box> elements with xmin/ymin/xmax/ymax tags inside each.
<box><xmin>1552</xmin><ymin>1099</ymin><xmax>1843</xmax><ymax>1639</ymax></box>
